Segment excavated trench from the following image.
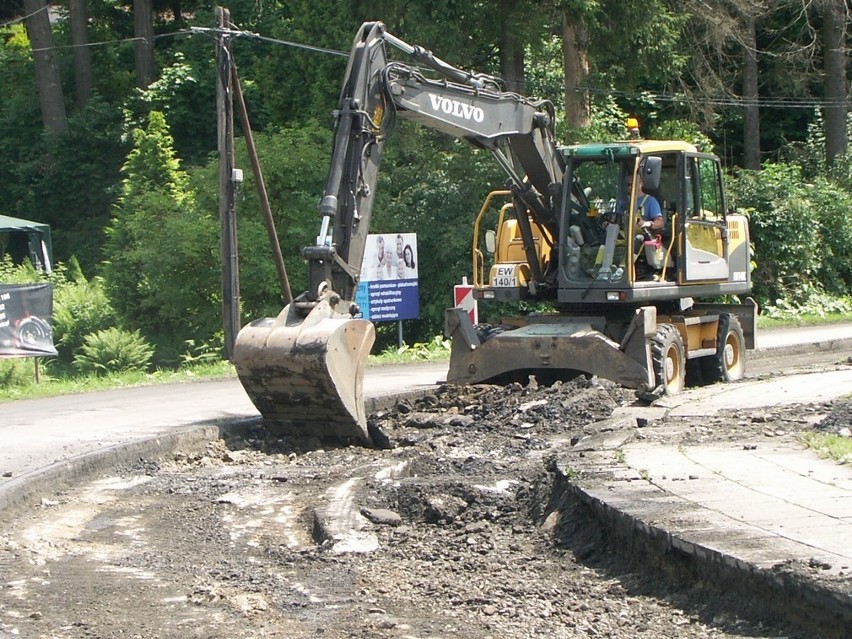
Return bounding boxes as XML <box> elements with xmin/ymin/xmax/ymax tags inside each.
<box><xmin>1</xmin><ymin>376</ymin><xmax>850</xmax><ymax>639</ymax></box>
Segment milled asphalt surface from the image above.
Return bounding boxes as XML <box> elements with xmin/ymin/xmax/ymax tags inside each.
<box><xmin>1</xmin><ymin>323</ymin><xmax>851</xmax><ymax>634</ymax></box>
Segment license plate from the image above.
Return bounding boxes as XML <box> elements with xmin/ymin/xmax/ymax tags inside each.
<box><xmin>492</xmin><ymin>275</ymin><xmax>517</xmax><ymax>287</ymax></box>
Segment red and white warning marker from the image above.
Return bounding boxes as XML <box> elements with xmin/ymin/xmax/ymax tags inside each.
<box><xmin>453</xmin><ymin>278</ymin><xmax>478</xmax><ymax>325</ymax></box>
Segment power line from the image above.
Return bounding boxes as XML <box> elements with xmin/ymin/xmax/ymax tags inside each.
<box><xmin>31</xmin><ymin>35</ymin><xmax>146</xmax><ymax>53</ymax></box>
<box><xmin>0</xmin><ymin>2</ymin><xmax>48</xmax><ymax>28</ymax></box>
<box><xmin>572</xmin><ymin>85</ymin><xmax>850</xmax><ymax>110</ymax></box>
<box><xmin>29</xmin><ymin>29</ymin><xmax>195</xmax><ymax>53</ymax></box>
<box><xmin>11</xmin><ymin>21</ymin><xmax>850</xmax><ymax>111</ymax></box>
<box><xmin>189</xmin><ymin>25</ymin><xmax>348</xmax><ymax>58</ymax></box>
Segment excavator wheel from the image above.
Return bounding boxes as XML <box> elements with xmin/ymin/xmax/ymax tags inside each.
<box><xmin>651</xmin><ymin>323</ymin><xmax>685</xmax><ymax>395</ymax></box>
<box><xmin>233</xmin><ymin>294</ymin><xmax>376</xmax><ymax>444</ymax></box>
<box><xmin>701</xmin><ymin>313</ymin><xmax>745</xmax><ymax>384</ymax></box>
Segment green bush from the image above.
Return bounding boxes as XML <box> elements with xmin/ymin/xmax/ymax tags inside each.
<box><xmin>52</xmin><ymin>276</ymin><xmax>118</xmax><ymax>362</ymax></box>
<box><xmin>73</xmin><ymin>328</ymin><xmax>154</xmax><ymax>375</ymax></box>
<box><xmin>761</xmin><ymin>292</ymin><xmax>852</xmax><ymax>320</ymax></box>
<box><xmin>179</xmin><ymin>334</ymin><xmax>226</xmax><ymax>367</ymax></box>
<box><xmin>809</xmin><ymin>177</ymin><xmax>852</xmax><ymax>295</ymax></box>
<box><xmin>792</xmin><ymin>109</ymin><xmax>852</xmax><ymax>187</ymax></box>
<box><xmin>0</xmin><ymin>256</ymin><xmax>49</xmax><ymax>285</ymax></box>
<box><xmin>0</xmin><ymin>357</ymin><xmax>40</xmax><ymax>388</ymax></box>
<box><xmin>730</xmin><ymin>164</ymin><xmax>821</xmax><ymax>306</ymax></box>
<box><xmin>189</xmin><ymin>121</ymin><xmax>337</xmax><ymax>322</ymax></box>
<box><xmin>103</xmin><ymin>111</ymin><xmax>220</xmax><ymax>347</ymax></box>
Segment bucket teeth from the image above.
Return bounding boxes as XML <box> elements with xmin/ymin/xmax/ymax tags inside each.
<box><xmin>233</xmin><ymin>297</ymin><xmax>375</xmax><ymax>444</ymax></box>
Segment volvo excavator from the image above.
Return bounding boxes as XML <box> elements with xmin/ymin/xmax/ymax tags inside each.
<box><xmin>233</xmin><ymin>22</ymin><xmax>755</xmax><ymax>444</ymax></box>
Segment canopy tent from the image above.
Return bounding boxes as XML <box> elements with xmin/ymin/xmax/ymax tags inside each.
<box><xmin>0</xmin><ymin>214</ymin><xmax>53</xmax><ymax>272</ymax></box>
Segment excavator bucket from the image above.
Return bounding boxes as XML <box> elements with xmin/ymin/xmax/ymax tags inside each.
<box><xmin>233</xmin><ymin>295</ymin><xmax>375</xmax><ymax>443</ymax></box>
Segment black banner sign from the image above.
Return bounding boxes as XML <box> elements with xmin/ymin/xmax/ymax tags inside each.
<box><xmin>0</xmin><ymin>283</ymin><xmax>58</xmax><ymax>357</ymax></box>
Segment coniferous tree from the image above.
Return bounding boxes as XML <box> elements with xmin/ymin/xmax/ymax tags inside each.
<box><xmin>104</xmin><ymin>111</ymin><xmax>218</xmax><ymax>345</ymax></box>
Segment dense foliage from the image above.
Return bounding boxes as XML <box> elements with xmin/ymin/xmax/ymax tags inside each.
<box><xmin>729</xmin><ymin>161</ymin><xmax>852</xmax><ymax>310</ymax></box>
<box><xmin>72</xmin><ymin>327</ymin><xmax>155</xmax><ymax>375</ymax></box>
<box><xmin>102</xmin><ymin>109</ymin><xmax>221</xmax><ymax>356</ymax></box>
<box><xmin>1</xmin><ymin>0</ymin><xmax>849</xmax><ymax>365</ymax></box>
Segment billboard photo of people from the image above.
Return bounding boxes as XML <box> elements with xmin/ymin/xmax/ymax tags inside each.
<box><xmin>357</xmin><ymin>233</ymin><xmax>419</xmax><ymax>321</ymax></box>
<box><xmin>363</xmin><ymin>233</ymin><xmax>418</xmax><ymax>282</ymax></box>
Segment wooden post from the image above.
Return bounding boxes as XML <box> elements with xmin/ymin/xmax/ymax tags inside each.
<box><xmin>216</xmin><ymin>6</ymin><xmax>240</xmax><ymax>360</ymax></box>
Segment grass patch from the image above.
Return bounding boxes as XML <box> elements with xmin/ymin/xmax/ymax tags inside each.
<box><xmin>0</xmin><ymin>360</ymin><xmax>237</xmax><ymax>403</ymax></box>
<box><xmin>757</xmin><ymin>311</ymin><xmax>852</xmax><ymax>329</ymax></box>
<box><xmin>801</xmin><ymin>432</ymin><xmax>852</xmax><ymax>464</ymax></box>
<box><xmin>368</xmin><ymin>335</ymin><xmax>451</xmax><ymax>365</ymax></box>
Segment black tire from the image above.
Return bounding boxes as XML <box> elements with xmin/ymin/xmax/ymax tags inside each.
<box><xmin>651</xmin><ymin>324</ymin><xmax>685</xmax><ymax>395</ymax></box>
<box><xmin>701</xmin><ymin>313</ymin><xmax>745</xmax><ymax>383</ymax></box>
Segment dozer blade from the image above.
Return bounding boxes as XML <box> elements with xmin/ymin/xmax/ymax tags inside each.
<box><xmin>444</xmin><ymin>307</ymin><xmax>655</xmax><ymax>390</ymax></box>
<box><xmin>233</xmin><ymin>295</ymin><xmax>376</xmax><ymax>443</ymax></box>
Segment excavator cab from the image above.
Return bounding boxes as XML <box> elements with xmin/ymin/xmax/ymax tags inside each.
<box><xmin>448</xmin><ymin>140</ymin><xmax>754</xmax><ymax>393</ymax></box>
<box><xmin>553</xmin><ymin>142</ymin><xmax>751</xmax><ymax>301</ymax></box>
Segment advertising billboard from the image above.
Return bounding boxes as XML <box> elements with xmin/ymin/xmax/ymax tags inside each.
<box><xmin>355</xmin><ymin>233</ymin><xmax>419</xmax><ymax>322</ymax></box>
<box><xmin>0</xmin><ymin>283</ymin><xmax>57</xmax><ymax>357</ymax></box>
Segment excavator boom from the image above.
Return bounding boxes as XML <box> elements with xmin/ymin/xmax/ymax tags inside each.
<box><xmin>234</xmin><ymin>22</ymin><xmax>564</xmax><ymax>443</ymax></box>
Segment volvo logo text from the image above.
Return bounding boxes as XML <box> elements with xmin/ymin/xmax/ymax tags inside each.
<box><xmin>428</xmin><ymin>94</ymin><xmax>485</xmax><ymax>123</ymax></box>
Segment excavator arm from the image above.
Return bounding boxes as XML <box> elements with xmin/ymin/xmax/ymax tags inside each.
<box><xmin>234</xmin><ymin>22</ymin><xmax>566</xmax><ymax>443</ymax></box>
<box><xmin>304</xmin><ymin>21</ymin><xmax>564</xmax><ymax>306</ymax></box>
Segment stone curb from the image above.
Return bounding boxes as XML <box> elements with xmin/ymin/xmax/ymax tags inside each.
<box><xmin>749</xmin><ymin>336</ymin><xmax>852</xmax><ymax>361</ymax></box>
<box><xmin>555</xmin><ymin>454</ymin><xmax>851</xmax><ymax>638</ymax></box>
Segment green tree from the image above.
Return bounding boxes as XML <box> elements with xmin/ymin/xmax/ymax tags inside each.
<box><xmin>103</xmin><ymin>110</ymin><xmax>220</xmax><ymax>356</ymax></box>
<box><xmin>18</xmin><ymin>99</ymin><xmax>128</xmax><ymax>273</ymax></box>
<box><xmin>728</xmin><ymin>162</ymin><xmax>852</xmax><ymax>308</ymax></box>
<box><xmin>207</xmin><ymin>121</ymin><xmax>337</xmax><ymax>321</ymax></box>
<box><xmin>24</xmin><ymin>0</ymin><xmax>67</xmax><ymax>134</ymax></box>
<box><xmin>372</xmin><ymin>124</ymin><xmax>505</xmax><ymax>342</ymax></box>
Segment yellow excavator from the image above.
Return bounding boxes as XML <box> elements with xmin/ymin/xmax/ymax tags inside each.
<box><xmin>234</xmin><ymin>22</ymin><xmax>755</xmax><ymax>444</ymax></box>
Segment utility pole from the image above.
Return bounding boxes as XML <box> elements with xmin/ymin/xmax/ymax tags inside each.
<box><xmin>216</xmin><ymin>6</ymin><xmax>241</xmax><ymax>360</ymax></box>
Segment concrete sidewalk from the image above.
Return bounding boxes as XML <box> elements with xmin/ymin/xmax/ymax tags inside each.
<box><xmin>560</xmin><ymin>388</ymin><xmax>852</xmax><ymax>636</ymax></box>
<box><xmin>566</xmin><ymin>435</ymin><xmax>851</xmax><ymax>576</ymax></box>
<box><xmin>755</xmin><ymin>322</ymin><xmax>852</xmax><ymax>351</ymax></box>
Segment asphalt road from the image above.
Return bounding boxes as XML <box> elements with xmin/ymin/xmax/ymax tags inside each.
<box><xmin>1</xmin><ymin>323</ymin><xmax>849</xmax><ymax>500</ymax></box>
<box><xmin>0</xmin><ymin>362</ymin><xmax>446</xmax><ymax>490</ymax></box>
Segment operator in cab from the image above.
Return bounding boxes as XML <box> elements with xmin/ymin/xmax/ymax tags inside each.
<box><xmin>632</xmin><ymin>177</ymin><xmax>663</xmax><ymax>232</ymax></box>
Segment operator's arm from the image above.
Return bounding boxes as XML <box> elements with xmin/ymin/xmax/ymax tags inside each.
<box><xmin>640</xmin><ymin>196</ymin><xmax>664</xmax><ymax>231</ymax></box>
